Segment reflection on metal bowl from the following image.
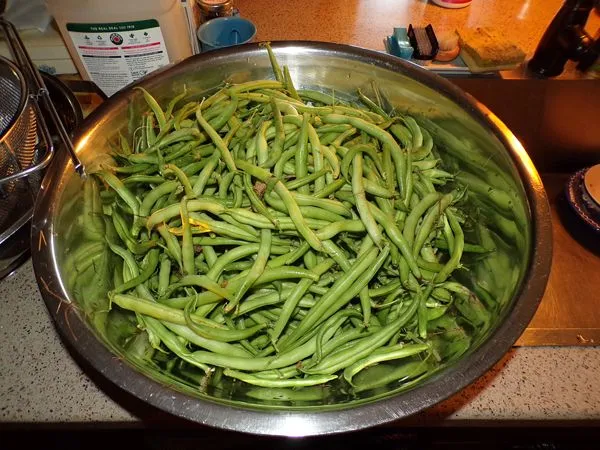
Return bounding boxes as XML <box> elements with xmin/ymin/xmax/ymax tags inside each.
<box><xmin>31</xmin><ymin>42</ymin><xmax>552</xmax><ymax>436</ymax></box>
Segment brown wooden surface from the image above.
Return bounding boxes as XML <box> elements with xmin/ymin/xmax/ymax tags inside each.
<box><xmin>516</xmin><ymin>173</ymin><xmax>600</xmax><ymax>346</ymax></box>
<box><xmin>452</xmin><ymin>79</ymin><xmax>600</xmax><ymax>173</ymax></box>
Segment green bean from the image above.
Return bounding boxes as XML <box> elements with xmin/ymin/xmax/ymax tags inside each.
<box><xmin>162</xmin><ymin>164</ymin><xmax>195</xmax><ymax>198</ymax></box>
<box><xmin>165</xmin><ymin>89</ymin><xmax>188</xmax><ymax>120</ymax></box>
<box><xmin>164</xmin><ymin>322</ymin><xmax>251</xmax><ymax>358</ymax></box>
<box><xmin>343</xmin><ymin>342</ymin><xmax>429</xmax><ymax>384</ymax></box>
<box><xmin>352</xmin><ymin>152</ymin><xmax>383</xmax><ymax>246</ymax></box>
<box><xmin>123</xmin><ymin>175</ymin><xmax>165</xmax><ymax>185</ymax></box>
<box><xmin>404</xmin><ymin>144</ymin><xmax>413</xmax><ymax>207</ymax></box>
<box><xmin>322</xmin><ymin>244</ymin><xmax>389</xmax><ymax>324</ymax></box>
<box><xmin>280</xmin><ymin>246</ymin><xmax>379</xmax><ymax>349</ymax></box>
<box><xmin>110</xmin><ymin>292</ymin><xmax>240</xmax><ymax>335</ymax></box>
<box><xmin>192</xmin><ymin>154</ymin><xmax>219</xmax><ymax>196</ymax></box>
<box><xmin>322</xmin><ymin>114</ymin><xmax>405</xmax><ymax>192</ymax></box>
<box><xmin>242</xmin><ymin>173</ymin><xmax>277</xmax><ymax>226</ymax></box>
<box><xmin>307</xmin><ymin>122</ymin><xmax>326</xmax><ymax>192</ymax></box>
<box><xmin>352</xmin><ymin>359</ymin><xmax>432</xmax><ymax>393</ymax></box>
<box><xmin>200</xmin><ymin>245</ymin><xmax>217</xmax><ymax>270</ymax></box>
<box><xmin>303</xmin><ymin>295</ymin><xmax>419</xmax><ymax>375</ymax></box>
<box><xmin>254</xmin><ymin>119</ymin><xmax>270</xmax><ymax>166</ymax></box>
<box><xmin>233</xmin><ymin>290</ymin><xmax>292</xmax><ymax>317</ymax></box>
<box><xmin>226</xmin><ymin>229</ymin><xmax>271</xmax><ymax>312</ymax></box>
<box><xmin>111</xmin><ymin>212</ymin><xmax>155</xmax><ymax>255</ymax></box>
<box><xmin>96</xmin><ymin>170</ymin><xmax>140</xmax><ymax>219</ymax></box>
<box><xmin>282</xmin><ymin>65</ymin><xmax>301</xmax><ymax>101</ymax></box>
<box><xmin>236</xmin><ymin>160</ymin><xmax>323</xmax><ymax>251</ymax></box>
<box><xmin>263</xmin><ymin>42</ymin><xmax>284</xmax><ymax>82</ymax></box>
<box><xmin>146</xmin><ymin>113</ymin><xmax>157</xmax><ymax>148</ymax></box>
<box><xmin>298</xmin><ymin>89</ymin><xmax>345</xmax><ymax>106</ymax></box>
<box><xmin>180</xmin><ymin>300</ymin><xmax>265</xmax><ymax>342</ymax></box>
<box><xmin>145</xmin><ymin>128</ymin><xmax>203</xmax><ymax>154</ymax></box>
<box><xmin>295</xmin><ymin>113</ymin><xmax>310</xmax><ymax>194</ymax></box>
<box><xmin>284</xmin><ymin>169</ymin><xmax>329</xmax><ymax>191</ymax></box>
<box><xmin>210</xmin><ymin>96</ymin><xmax>239</xmax><ymax>132</ymax></box>
<box><xmin>365</xmin><ymin>203</ymin><xmax>421</xmax><ymax>278</ymax></box>
<box><xmin>314</xmin><ymin>220</ymin><xmax>364</xmax><ymax>240</ymax></box>
<box><xmin>413</xmin><ymin>193</ymin><xmax>453</xmax><ymax>258</ymax></box>
<box><xmin>341</xmin><ymin>144</ymin><xmax>384</xmax><ymax>181</ymax></box>
<box><xmin>442</xmin><ymin>215</ymin><xmax>455</xmax><ymax>258</ymax></box>
<box><xmin>270</xmin><ymin>259</ymin><xmax>334</xmax><ymax>343</ymax></box>
<box><xmin>135</xmin><ymin>87</ymin><xmax>166</xmax><ymax>133</ymax></box>
<box><xmin>142</xmin><ymin>317</ymin><xmax>211</xmax><ymax>373</ymax></box>
<box><xmin>174</xmin><ymin>101</ymin><xmax>198</xmax><ymax>129</ymax></box>
<box><xmin>289</xmin><ymin>102</ymin><xmax>383</xmax><ymax>123</ymax></box>
<box><xmin>82</xmin><ymin>178</ymin><xmax>105</xmax><ymax>241</ymax></box>
<box><xmin>268</xmin><ymin>191</ymin><xmax>351</xmax><ymax>217</ymax></box>
<box><xmin>157</xmin><ymin>254</ymin><xmax>171</xmax><ymax>298</ymax></box>
<box><xmin>157</xmin><ymin>224</ymin><xmax>183</xmax><ymax>271</ymax></box>
<box><xmin>113</xmin><ymin>248</ymin><xmax>160</xmax><ymax>294</ymax></box>
<box><xmin>363</xmin><ymin>177</ymin><xmax>395</xmax><ymax>199</ymax></box>
<box><xmin>313</xmin><ymin>178</ymin><xmax>346</xmax><ymax>198</ymax></box>
<box><xmin>224</xmin><ymin>369</ymin><xmax>335</xmax><ymax>387</ymax></box>
<box><xmin>457</xmin><ymin>172</ymin><xmax>514</xmax><ymax>214</ymax></box>
<box><xmin>188</xmin><ymin>213</ymin><xmax>259</xmax><ymax>242</ymax></box>
<box><xmin>218</xmin><ymin>170</ymin><xmax>236</xmax><ymax>199</ymax></box>
<box><xmin>403</xmin><ymin>192</ymin><xmax>441</xmax><ymax>248</ymax></box>
<box><xmin>118</xmin><ymin>132</ymin><xmax>132</xmax><ymax>156</ymax></box>
<box><xmin>179</xmin><ymin>197</ymin><xmax>195</xmax><ymax>276</ymax></box>
<box><xmin>195</xmin><ymin>106</ymin><xmax>236</xmax><ymax>172</ymax></box>
<box><xmin>182</xmin><ymin>314</ymin><xmax>331</xmax><ymax>370</ymax></box>
<box><xmin>264</xmin><ymin>196</ymin><xmax>346</xmax><ymax>223</ymax></box>
<box><xmin>146</xmin><ymin>198</ymin><xmax>225</xmax><ymax>230</ymax></box>
<box><xmin>436</xmin><ymin>209</ymin><xmax>464</xmax><ymax>282</ymax></box>
<box><xmin>229</xmin><ymin>80</ymin><xmax>284</xmax><ymax>95</ymax></box>
<box><xmin>357</xmin><ymin>88</ymin><xmax>390</xmax><ymax>119</ymax></box>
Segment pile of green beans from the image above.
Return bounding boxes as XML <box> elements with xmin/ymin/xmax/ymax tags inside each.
<box><xmin>67</xmin><ymin>45</ymin><xmax>516</xmax><ymax>399</ymax></box>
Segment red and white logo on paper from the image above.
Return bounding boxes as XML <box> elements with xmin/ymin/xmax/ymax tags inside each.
<box><xmin>109</xmin><ymin>33</ymin><xmax>124</xmax><ymax>45</ymax></box>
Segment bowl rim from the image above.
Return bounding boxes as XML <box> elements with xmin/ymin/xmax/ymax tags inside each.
<box><xmin>31</xmin><ymin>40</ymin><xmax>553</xmax><ymax>437</ymax></box>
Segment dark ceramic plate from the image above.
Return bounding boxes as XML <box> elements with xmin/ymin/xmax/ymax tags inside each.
<box><xmin>565</xmin><ymin>168</ymin><xmax>600</xmax><ymax>233</ymax></box>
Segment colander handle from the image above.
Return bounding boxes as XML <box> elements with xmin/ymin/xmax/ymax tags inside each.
<box><xmin>0</xmin><ymin>19</ymin><xmax>86</xmax><ymax>178</ymax></box>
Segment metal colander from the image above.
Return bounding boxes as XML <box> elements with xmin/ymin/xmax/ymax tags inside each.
<box><xmin>0</xmin><ymin>55</ymin><xmax>52</xmax><ymax>246</ymax></box>
<box><xmin>0</xmin><ymin>60</ymin><xmax>37</xmax><ymax>169</ymax></box>
<box><xmin>0</xmin><ymin>17</ymin><xmax>83</xmax><ymax>277</ymax></box>
<box><xmin>0</xmin><ymin>56</ymin><xmax>39</xmax><ymax>237</ymax></box>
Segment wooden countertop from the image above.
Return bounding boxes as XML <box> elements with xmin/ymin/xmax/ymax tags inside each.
<box><xmin>236</xmin><ymin>0</ymin><xmax>600</xmax><ymax>78</ymax></box>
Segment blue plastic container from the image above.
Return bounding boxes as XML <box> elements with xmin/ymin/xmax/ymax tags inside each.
<box><xmin>197</xmin><ymin>16</ymin><xmax>256</xmax><ymax>52</ymax></box>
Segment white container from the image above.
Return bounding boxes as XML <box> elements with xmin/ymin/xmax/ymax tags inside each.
<box><xmin>46</xmin><ymin>0</ymin><xmax>194</xmax><ymax>96</ymax></box>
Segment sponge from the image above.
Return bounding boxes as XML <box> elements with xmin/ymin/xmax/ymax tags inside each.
<box><xmin>458</xmin><ymin>27</ymin><xmax>525</xmax><ymax>72</ymax></box>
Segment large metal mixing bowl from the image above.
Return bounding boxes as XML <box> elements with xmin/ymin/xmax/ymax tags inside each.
<box><xmin>31</xmin><ymin>42</ymin><xmax>552</xmax><ymax>436</ymax></box>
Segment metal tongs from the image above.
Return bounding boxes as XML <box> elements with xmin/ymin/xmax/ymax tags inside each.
<box><xmin>0</xmin><ymin>18</ymin><xmax>85</xmax><ymax>177</ymax></box>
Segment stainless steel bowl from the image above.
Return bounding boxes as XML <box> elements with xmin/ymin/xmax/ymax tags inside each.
<box><xmin>31</xmin><ymin>42</ymin><xmax>552</xmax><ymax>436</ymax></box>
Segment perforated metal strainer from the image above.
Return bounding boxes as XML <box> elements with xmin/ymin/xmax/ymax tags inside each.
<box><xmin>0</xmin><ymin>55</ymin><xmax>52</xmax><ymax>245</ymax></box>
<box><xmin>0</xmin><ymin>17</ymin><xmax>84</xmax><ymax>277</ymax></box>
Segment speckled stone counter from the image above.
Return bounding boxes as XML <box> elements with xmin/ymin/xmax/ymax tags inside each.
<box><xmin>1</xmin><ymin>260</ymin><xmax>600</xmax><ymax>425</ymax></box>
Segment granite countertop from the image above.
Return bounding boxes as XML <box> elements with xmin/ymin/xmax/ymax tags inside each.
<box><xmin>2</xmin><ymin>260</ymin><xmax>600</xmax><ymax>425</ymax></box>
